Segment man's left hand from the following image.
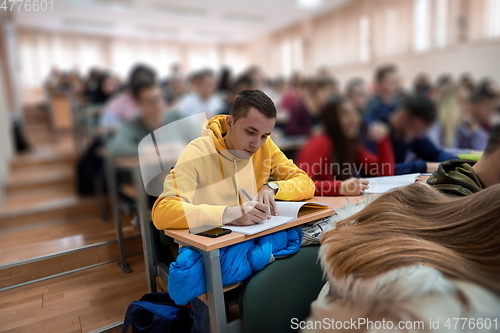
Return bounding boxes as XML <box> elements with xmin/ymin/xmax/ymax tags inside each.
<box><xmin>255</xmin><ymin>185</ymin><xmax>279</xmax><ymax>216</ymax></box>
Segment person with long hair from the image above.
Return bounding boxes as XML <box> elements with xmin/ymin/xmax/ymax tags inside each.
<box><xmin>296</xmin><ymin>97</ymin><xmax>394</xmax><ymax>196</ymax></box>
<box><xmin>303</xmin><ymin>183</ymin><xmax>500</xmax><ymax>332</ymax></box>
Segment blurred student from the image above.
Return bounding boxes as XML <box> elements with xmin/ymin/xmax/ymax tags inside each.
<box><xmin>296</xmin><ymin>97</ymin><xmax>394</xmax><ymax>196</ymax></box>
<box><xmin>456</xmin><ymin>88</ymin><xmax>499</xmax><ymax>150</ymax></box>
<box><xmin>163</xmin><ymin>76</ymin><xmax>186</xmax><ymax>109</ymax></box>
<box><xmin>427</xmin><ymin>83</ymin><xmax>466</xmax><ymax>149</ymax></box>
<box><xmin>88</xmin><ymin>72</ymin><xmax>118</xmax><ymax>105</ymax></box>
<box><xmin>345</xmin><ymin>77</ymin><xmax>368</xmax><ymax>115</ymax></box>
<box><xmin>100</xmin><ymin>64</ymin><xmax>157</xmax><ymax>130</ymax></box>
<box><xmin>177</xmin><ymin>69</ymin><xmax>222</xmax><ymax>118</ymax></box>
<box><xmin>108</xmin><ymin>80</ymin><xmax>192</xmax><ymax>158</ymax></box>
<box><xmin>286</xmin><ymin>77</ymin><xmax>337</xmax><ymax>137</ymax></box>
<box><xmin>413</xmin><ymin>72</ymin><xmax>432</xmax><ymax>97</ymax></box>
<box><xmin>217</xmin><ymin>67</ymin><xmax>232</xmax><ymax>93</ymax></box>
<box><xmin>427</xmin><ymin>125</ymin><xmax>500</xmax><ymax>196</ymax></box>
<box><xmin>365</xmin><ymin>65</ymin><xmax>401</xmax><ymax>124</ymax></box>
<box><xmin>382</xmin><ymin>95</ymin><xmax>456</xmax><ymax>174</ymax></box>
<box><xmin>218</xmin><ymin>75</ymin><xmax>254</xmax><ymax>115</ymax></box>
<box><xmin>280</xmin><ymin>72</ymin><xmax>302</xmax><ymax>112</ymax></box>
<box><xmin>459</xmin><ymin>73</ymin><xmax>475</xmax><ymax>95</ymax></box>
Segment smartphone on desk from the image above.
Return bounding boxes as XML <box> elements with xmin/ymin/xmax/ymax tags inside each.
<box><xmin>191</xmin><ymin>227</ymin><xmax>232</xmax><ymax>238</ymax></box>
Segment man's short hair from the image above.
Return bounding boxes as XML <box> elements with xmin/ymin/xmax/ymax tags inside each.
<box><xmin>375</xmin><ymin>65</ymin><xmax>397</xmax><ymax>83</ymax></box>
<box><xmin>131</xmin><ymin>79</ymin><xmax>156</xmax><ymax>100</ymax></box>
<box><xmin>402</xmin><ymin>95</ymin><xmax>437</xmax><ymax>125</ymax></box>
<box><xmin>345</xmin><ymin>77</ymin><xmax>364</xmax><ymax>94</ymax></box>
<box><xmin>484</xmin><ymin>125</ymin><xmax>500</xmax><ymax>156</ymax></box>
<box><xmin>128</xmin><ymin>64</ymin><xmax>156</xmax><ymax>87</ymax></box>
<box><xmin>230</xmin><ymin>90</ymin><xmax>276</xmax><ymax>122</ymax></box>
<box><xmin>232</xmin><ymin>75</ymin><xmax>254</xmax><ymax>93</ymax></box>
<box><xmin>307</xmin><ymin>76</ymin><xmax>337</xmax><ymax>95</ymax></box>
<box><xmin>470</xmin><ymin>87</ymin><xmax>498</xmax><ymax>104</ymax></box>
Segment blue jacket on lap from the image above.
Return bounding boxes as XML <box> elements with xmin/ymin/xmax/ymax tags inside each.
<box><xmin>168</xmin><ymin>228</ymin><xmax>302</xmax><ymax>305</ymax></box>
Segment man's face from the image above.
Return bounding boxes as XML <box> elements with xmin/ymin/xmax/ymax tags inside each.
<box><xmin>400</xmin><ymin>112</ymin><xmax>430</xmax><ymax>141</ymax></box>
<box><xmin>198</xmin><ymin>76</ymin><xmax>216</xmax><ymax>100</ymax></box>
<box><xmin>348</xmin><ymin>84</ymin><xmax>367</xmax><ymax>110</ymax></box>
<box><xmin>225</xmin><ymin>107</ymin><xmax>276</xmax><ymax>159</ymax></box>
<box><xmin>339</xmin><ymin>101</ymin><xmax>362</xmax><ymax>139</ymax></box>
<box><xmin>379</xmin><ymin>72</ymin><xmax>400</xmax><ymax>97</ymax></box>
<box><xmin>471</xmin><ymin>100</ymin><xmax>497</xmax><ymax>125</ymax></box>
<box><xmin>137</xmin><ymin>86</ymin><xmax>164</xmax><ymax>120</ymax></box>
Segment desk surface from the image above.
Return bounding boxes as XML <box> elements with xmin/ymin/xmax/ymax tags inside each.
<box><xmin>164</xmin><ymin>195</ymin><xmax>366</xmax><ymax>252</ymax></box>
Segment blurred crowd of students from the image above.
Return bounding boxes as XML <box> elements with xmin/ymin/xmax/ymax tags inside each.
<box><xmin>43</xmin><ymin>62</ymin><xmax>500</xmax><ymax>196</ymax></box>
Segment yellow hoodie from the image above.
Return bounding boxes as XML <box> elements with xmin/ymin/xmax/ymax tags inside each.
<box><xmin>151</xmin><ymin>115</ymin><xmax>315</xmax><ymax>229</ymax></box>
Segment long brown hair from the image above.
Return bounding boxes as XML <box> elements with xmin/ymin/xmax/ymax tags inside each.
<box><xmin>320</xmin><ymin>183</ymin><xmax>500</xmax><ymax>295</ymax></box>
<box><xmin>321</xmin><ymin>97</ymin><xmax>359</xmax><ymax>180</ymax></box>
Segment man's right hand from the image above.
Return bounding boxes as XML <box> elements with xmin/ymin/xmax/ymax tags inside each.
<box><xmin>339</xmin><ymin>177</ymin><xmax>369</xmax><ymax>196</ymax></box>
<box><xmin>222</xmin><ymin>201</ymin><xmax>271</xmax><ymax>226</ymax></box>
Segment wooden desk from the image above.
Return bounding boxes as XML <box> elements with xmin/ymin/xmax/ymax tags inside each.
<box><xmin>164</xmin><ymin>196</ymin><xmax>363</xmax><ymax>252</ymax></box>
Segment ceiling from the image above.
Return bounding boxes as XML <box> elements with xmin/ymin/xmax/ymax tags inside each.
<box><xmin>14</xmin><ymin>0</ymin><xmax>351</xmax><ymax>43</ymax></box>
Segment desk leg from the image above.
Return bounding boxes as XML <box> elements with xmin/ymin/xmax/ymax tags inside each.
<box><xmin>106</xmin><ymin>157</ymin><xmax>132</xmax><ymax>274</ymax></box>
<box><xmin>134</xmin><ymin>167</ymin><xmax>156</xmax><ymax>293</ymax></box>
<box><xmin>201</xmin><ymin>249</ymin><xmax>227</xmax><ymax>333</ymax></box>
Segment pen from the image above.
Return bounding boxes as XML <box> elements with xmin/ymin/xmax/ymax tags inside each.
<box><xmin>239</xmin><ymin>187</ymin><xmax>254</xmax><ymax>201</ymax></box>
<box><xmin>239</xmin><ymin>186</ymin><xmax>272</xmax><ymax>221</ymax></box>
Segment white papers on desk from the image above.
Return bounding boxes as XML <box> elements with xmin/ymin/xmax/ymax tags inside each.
<box><xmin>225</xmin><ymin>201</ymin><xmax>329</xmax><ymax>235</ymax></box>
<box><xmin>364</xmin><ymin>173</ymin><xmax>420</xmax><ymax>194</ymax></box>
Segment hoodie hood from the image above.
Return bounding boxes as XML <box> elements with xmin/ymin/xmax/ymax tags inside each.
<box><xmin>427</xmin><ymin>160</ymin><xmax>484</xmax><ymax>196</ymax></box>
<box><xmin>202</xmin><ymin>114</ymin><xmax>248</xmax><ymax>163</ymax></box>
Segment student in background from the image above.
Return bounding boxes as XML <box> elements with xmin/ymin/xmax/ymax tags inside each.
<box><xmin>163</xmin><ymin>76</ymin><xmax>186</xmax><ymax>109</ymax></box>
<box><xmin>427</xmin><ymin>125</ymin><xmax>500</xmax><ymax>196</ymax></box>
<box><xmin>365</xmin><ymin>64</ymin><xmax>401</xmax><ymax>124</ymax></box>
<box><xmin>280</xmin><ymin>72</ymin><xmax>302</xmax><ymax>113</ymax></box>
<box><xmin>383</xmin><ymin>95</ymin><xmax>456</xmax><ymax>175</ymax></box>
<box><xmin>107</xmin><ymin>80</ymin><xmax>193</xmax><ymax>158</ymax></box>
<box><xmin>456</xmin><ymin>88</ymin><xmax>499</xmax><ymax>151</ymax></box>
<box><xmin>177</xmin><ymin>69</ymin><xmax>222</xmax><ymax>118</ymax></box>
<box><xmin>345</xmin><ymin>77</ymin><xmax>368</xmax><ymax>115</ymax></box>
<box><xmin>427</xmin><ymin>83</ymin><xmax>468</xmax><ymax>150</ymax></box>
<box><xmin>100</xmin><ymin>64</ymin><xmax>156</xmax><ymax>130</ymax></box>
<box><xmin>88</xmin><ymin>72</ymin><xmax>118</xmax><ymax>105</ymax></box>
<box><xmin>413</xmin><ymin>72</ymin><xmax>432</xmax><ymax>97</ymax></box>
<box><xmin>218</xmin><ymin>75</ymin><xmax>254</xmax><ymax>115</ymax></box>
<box><xmin>296</xmin><ymin>97</ymin><xmax>394</xmax><ymax>196</ymax></box>
<box><xmin>286</xmin><ymin>77</ymin><xmax>337</xmax><ymax>137</ymax></box>
<box><xmin>152</xmin><ymin>89</ymin><xmax>315</xmax><ymax>229</ymax></box>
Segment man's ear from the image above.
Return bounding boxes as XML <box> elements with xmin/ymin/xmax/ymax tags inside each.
<box><xmin>226</xmin><ymin>115</ymin><xmax>234</xmax><ymax>129</ymax></box>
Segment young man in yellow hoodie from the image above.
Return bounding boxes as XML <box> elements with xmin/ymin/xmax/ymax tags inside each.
<box><xmin>152</xmin><ymin>89</ymin><xmax>315</xmax><ymax>230</ymax></box>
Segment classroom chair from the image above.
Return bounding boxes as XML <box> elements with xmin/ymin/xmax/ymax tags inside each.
<box><xmin>240</xmin><ymin>244</ymin><xmax>325</xmax><ymax>333</ymax></box>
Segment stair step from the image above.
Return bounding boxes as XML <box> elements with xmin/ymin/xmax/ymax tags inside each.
<box><xmin>0</xmin><ymin>196</ymin><xmax>102</xmax><ymax>232</ymax></box>
<box><xmin>0</xmin><ymin>255</ymin><xmax>147</xmax><ymax>333</ymax></box>
<box><xmin>5</xmin><ymin>171</ymin><xmax>75</xmax><ymax>197</ymax></box>
<box><xmin>8</xmin><ymin>164</ymin><xmax>74</xmax><ymax>184</ymax></box>
<box><xmin>0</xmin><ymin>215</ymin><xmax>137</xmax><ymax>265</ymax></box>
<box><xmin>11</xmin><ymin>150</ymin><xmax>76</xmax><ymax>171</ymax></box>
<box><xmin>0</xmin><ymin>234</ymin><xmax>143</xmax><ymax>290</ymax></box>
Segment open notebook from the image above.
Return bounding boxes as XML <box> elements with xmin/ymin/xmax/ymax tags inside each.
<box><xmin>364</xmin><ymin>173</ymin><xmax>420</xmax><ymax>194</ymax></box>
<box><xmin>225</xmin><ymin>201</ymin><xmax>330</xmax><ymax>235</ymax></box>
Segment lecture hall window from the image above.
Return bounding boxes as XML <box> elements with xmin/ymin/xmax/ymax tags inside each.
<box><xmin>434</xmin><ymin>0</ymin><xmax>448</xmax><ymax>49</ymax></box>
<box><xmin>413</xmin><ymin>0</ymin><xmax>431</xmax><ymax>53</ymax></box>
<box><xmin>485</xmin><ymin>0</ymin><xmax>500</xmax><ymax>38</ymax></box>
<box><xmin>359</xmin><ymin>15</ymin><xmax>370</xmax><ymax>63</ymax></box>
